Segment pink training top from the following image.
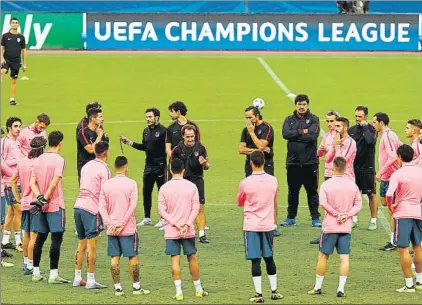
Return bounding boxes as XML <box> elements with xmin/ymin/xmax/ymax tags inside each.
<box><xmin>32</xmin><ymin>152</ymin><xmax>65</xmax><ymax>213</ymax></box>
<box><xmin>325</xmin><ymin>135</ymin><xmax>357</xmax><ymax>180</ymax></box>
<box><xmin>74</xmin><ymin>159</ymin><xmax>111</xmax><ymax>215</ymax></box>
<box><xmin>237</xmin><ymin>171</ymin><xmax>278</xmax><ymax>232</ymax></box>
<box><xmin>99</xmin><ymin>174</ymin><xmax>138</xmax><ymax>236</ymax></box>
<box><xmin>1</xmin><ymin>136</ymin><xmax>25</xmax><ymax>186</ymax></box>
<box><xmin>158</xmin><ymin>177</ymin><xmax>200</xmax><ymax>239</ymax></box>
<box><xmin>1</xmin><ymin>154</ymin><xmax>14</xmax><ymax>197</ymax></box>
<box><xmin>411</xmin><ymin>138</ymin><xmax>422</xmax><ymax>167</ymax></box>
<box><xmin>386</xmin><ymin>164</ymin><xmax>422</xmax><ymax>220</ymax></box>
<box><xmin>17</xmin><ymin>124</ymin><xmax>48</xmax><ymax>157</ymax></box>
<box><xmin>318</xmin><ymin>130</ymin><xmax>336</xmax><ymax>178</ymax></box>
<box><xmin>319</xmin><ymin>175</ymin><xmax>362</xmax><ymax>234</ymax></box>
<box><xmin>378</xmin><ymin>129</ymin><xmax>402</xmax><ymax>181</ymax></box>
<box><xmin>12</xmin><ymin>157</ymin><xmax>36</xmax><ymax>211</ymax></box>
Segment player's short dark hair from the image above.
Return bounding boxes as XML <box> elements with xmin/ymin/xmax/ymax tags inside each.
<box><xmin>6</xmin><ymin>117</ymin><xmax>22</xmax><ymax>132</ymax></box>
<box><xmin>168</xmin><ymin>101</ymin><xmax>188</xmax><ymax>116</ymax></box>
<box><xmin>355</xmin><ymin>106</ymin><xmax>368</xmax><ymax>116</ymax></box>
<box><xmin>95</xmin><ymin>141</ymin><xmax>109</xmax><ymax>156</ymax></box>
<box><xmin>326</xmin><ymin>110</ymin><xmax>340</xmax><ymax>118</ymax></box>
<box><xmin>48</xmin><ymin>130</ymin><xmax>64</xmax><ymax>147</ymax></box>
<box><xmin>397</xmin><ymin>144</ymin><xmax>414</xmax><ymax>163</ymax></box>
<box><xmin>336</xmin><ymin>117</ymin><xmax>350</xmax><ymax>128</ymax></box>
<box><xmin>28</xmin><ymin>136</ymin><xmax>47</xmax><ymax>159</ymax></box>
<box><xmin>115</xmin><ymin>156</ymin><xmax>128</xmax><ymax>169</ymax></box>
<box><xmin>250</xmin><ymin>150</ymin><xmax>265</xmax><ymax>167</ymax></box>
<box><xmin>36</xmin><ymin>113</ymin><xmax>50</xmax><ymax>125</ymax></box>
<box><xmin>295</xmin><ymin>94</ymin><xmax>309</xmax><ymax>104</ymax></box>
<box><xmin>145</xmin><ymin>108</ymin><xmax>160</xmax><ymax>118</ymax></box>
<box><xmin>181</xmin><ymin>124</ymin><xmax>196</xmax><ymax>136</ymax></box>
<box><xmin>10</xmin><ymin>17</ymin><xmax>19</xmax><ymax>24</ymax></box>
<box><xmin>333</xmin><ymin>156</ymin><xmax>346</xmax><ymax>171</ymax></box>
<box><xmin>87</xmin><ymin>108</ymin><xmax>102</xmax><ymax>121</ymax></box>
<box><xmin>374</xmin><ymin>112</ymin><xmax>390</xmax><ymax>126</ymax></box>
<box><xmin>170</xmin><ymin>158</ymin><xmax>185</xmax><ymax>174</ymax></box>
<box><xmin>408</xmin><ymin>119</ymin><xmax>422</xmax><ymax>129</ymax></box>
<box><xmin>86</xmin><ymin>101</ymin><xmax>102</xmax><ymax>115</ymax></box>
<box><xmin>245</xmin><ymin>106</ymin><xmax>263</xmax><ymax>120</ymax></box>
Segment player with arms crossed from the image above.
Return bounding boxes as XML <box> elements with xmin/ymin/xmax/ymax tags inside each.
<box><xmin>158</xmin><ymin>158</ymin><xmax>208</xmax><ymax>301</ymax></box>
<box><xmin>17</xmin><ymin>113</ymin><xmax>50</xmax><ymax>156</ymax></box>
<box><xmin>73</xmin><ymin>141</ymin><xmax>111</xmax><ymax>289</ymax></box>
<box><xmin>373</xmin><ymin>112</ymin><xmax>402</xmax><ymax>251</ymax></box>
<box><xmin>405</xmin><ymin>119</ymin><xmax>422</xmax><ymax>166</ymax></box>
<box><xmin>29</xmin><ymin>130</ymin><xmax>70</xmax><ymax>284</ymax></box>
<box><xmin>308</xmin><ymin>156</ymin><xmax>362</xmax><ymax>297</ymax></box>
<box><xmin>237</xmin><ymin>151</ymin><xmax>283</xmax><ymax>303</ymax></box>
<box><xmin>385</xmin><ymin>144</ymin><xmax>422</xmax><ymax>293</ymax></box>
<box><xmin>0</xmin><ymin>17</ymin><xmax>27</xmax><ymax>105</ymax></box>
<box><xmin>10</xmin><ymin>136</ymin><xmax>47</xmax><ymax>274</ymax></box>
<box><xmin>99</xmin><ymin>156</ymin><xmax>150</xmax><ymax>297</ymax></box>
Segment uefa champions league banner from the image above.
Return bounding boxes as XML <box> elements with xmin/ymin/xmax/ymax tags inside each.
<box><xmin>85</xmin><ymin>13</ymin><xmax>421</xmax><ymax>51</ymax></box>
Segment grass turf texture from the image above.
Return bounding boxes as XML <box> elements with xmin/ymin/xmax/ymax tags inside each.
<box><xmin>1</xmin><ymin>53</ymin><xmax>422</xmax><ymax>304</ymax></box>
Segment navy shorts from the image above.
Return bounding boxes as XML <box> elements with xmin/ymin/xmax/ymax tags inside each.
<box><xmin>380</xmin><ymin>180</ymin><xmax>389</xmax><ymax>198</ymax></box>
<box><xmin>4</xmin><ymin>186</ymin><xmax>21</xmax><ymax>205</ymax></box>
<box><xmin>1</xmin><ymin>196</ymin><xmax>6</xmax><ymax>225</ymax></box>
<box><xmin>38</xmin><ymin>208</ymin><xmax>66</xmax><ymax>233</ymax></box>
<box><xmin>74</xmin><ymin>208</ymin><xmax>103</xmax><ymax>240</ymax></box>
<box><xmin>108</xmin><ymin>233</ymin><xmax>139</xmax><ymax>258</ymax></box>
<box><xmin>165</xmin><ymin>238</ymin><xmax>197</xmax><ymax>256</ymax></box>
<box><xmin>21</xmin><ymin>210</ymin><xmax>40</xmax><ymax>233</ymax></box>
<box><xmin>393</xmin><ymin>218</ymin><xmax>422</xmax><ymax>248</ymax></box>
<box><xmin>319</xmin><ymin>233</ymin><xmax>351</xmax><ymax>255</ymax></box>
<box><xmin>244</xmin><ymin>231</ymin><xmax>274</xmax><ymax>260</ymax></box>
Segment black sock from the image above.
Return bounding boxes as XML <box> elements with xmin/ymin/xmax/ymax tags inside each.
<box><xmin>33</xmin><ymin>233</ymin><xmax>49</xmax><ymax>268</ymax></box>
<box><xmin>50</xmin><ymin>232</ymin><xmax>64</xmax><ymax>270</ymax></box>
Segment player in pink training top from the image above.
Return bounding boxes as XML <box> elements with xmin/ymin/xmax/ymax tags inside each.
<box><xmin>17</xmin><ymin>113</ymin><xmax>50</xmax><ymax>156</ymax></box>
<box><xmin>29</xmin><ymin>130</ymin><xmax>70</xmax><ymax>284</ymax></box>
<box><xmin>99</xmin><ymin>156</ymin><xmax>150</xmax><ymax>297</ymax></box>
<box><xmin>158</xmin><ymin>158</ymin><xmax>208</xmax><ymax>301</ymax></box>
<box><xmin>308</xmin><ymin>156</ymin><xmax>362</xmax><ymax>298</ymax></box>
<box><xmin>1</xmin><ymin>117</ymin><xmax>24</xmax><ymax>252</ymax></box>
<box><xmin>317</xmin><ymin>111</ymin><xmax>340</xmax><ymax>180</ymax></box>
<box><xmin>385</xmin><ymin>144</ymin><xmax>422</xmax><ymax>293</ymax></box>
<box><xmin>405</xmin><ymin>119</ymin><xmax>422</xmax><ymax>167</ymax></box>
<box><xmin>10</xmin><ymin>136</ymin><xmax>47</xmax><ymax>275</ymax></box>
<box><xmin>237</xmin><ymin>151</ymin><xmax>283</xmax><ymax>303</ymax></box>
<box><xmin>373</xmin><ymin>112</ymin><xmax>402</xmax><ymax>252</ymax></box>
<box><xmin>73</xmin><ymin>141</ymin><xmax>110</xmax><ymax>289</ymax></box>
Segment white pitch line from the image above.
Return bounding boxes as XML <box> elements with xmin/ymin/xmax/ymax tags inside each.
<box><xmin>362</xmin><ymin>195</ymin><xmax>390</xmax><ymax>236</ymax></box>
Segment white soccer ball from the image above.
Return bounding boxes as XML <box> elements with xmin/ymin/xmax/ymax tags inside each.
<box><xmin>252</xmin><ymin>98</ymin><xmax>265</xmax><ymax>110</ymax></box>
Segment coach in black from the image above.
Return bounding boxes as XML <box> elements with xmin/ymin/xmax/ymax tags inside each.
<box><xmin>172</xmin><ymin>124</ymin><xmax>210</xmax><ymax>244</ymax></box>
<box><xmin>121</xmin><ymin>108</ymin><xmax>167</xmax><ymax>228</ymax></box>
<box><xmin>1</xmin><ymin>17</ymin><xmax>27</xmax><ymax>106</ymax></box>
<box><xmin>282</xmin><ymin>94</ymin><xmax>321</xmax><ymax>227</ymax></box>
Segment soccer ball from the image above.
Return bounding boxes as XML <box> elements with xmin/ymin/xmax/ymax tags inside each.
<box><xmin>252</xmin><ymin>98</ymin><xmax>265</xmax><ymax>110</ymax></box>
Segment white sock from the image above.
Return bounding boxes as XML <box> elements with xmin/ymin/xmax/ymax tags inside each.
<box><xmin>174</xmin><ymin>279</ymin><xmax>182</xmax><ymax>295</ymax></box>
<box><xmin>2</xmin><ymin>231</ymin><xmax>10</xmax><ymax>244</ymax></box>
<box><xmin>405</xmin><ymin>277</ymin><xmax>414</xmax><ymax>288</ymax></box>
<box><xmin>252</xmin><ymin>276</ymin><xmax>262</xmax><ymax>294</ymax></box>
<box><xmin>27</xmin><ymin>259</ymin><xmax>33</xmax><ymax>270</ymax></box>
<box><xmin>338</xmin><ymin>276</ymin><xmax>347</xmax><ymax>292</ymax></box>
<box><xmin>370</xmin><ymin>218</ymin><xmax>377</xmax><ymax>224</ymax></box>
<box><xmin>314</xmin><ymin>274</ymin><xmax>324</xmax><ymax>290</ymax></box>
<box><xmin>268</xmin><ymin>274</ymin><xmax>277</xmax><ymax>292</ymax></box>
<box><xmin>10</xmin><ymin>98</ymin><xmax>15</xmax><ymax>101</ymax></box>
<box><xmin>50</xmin><ymin>269</ymin><xmax>58</xmax><ymax>279</ymax></box>
<box><xmin>390</xmin><ymin>232</ymin><xmax>395</xmax><ymax>245</ymax></box>
<box><xmin>24</xmin><ymin>256</ymin><xmax>28</xmax><ymax>265</ymax></box>
<box><xmin>74</xmin><ymin>269</ymin><xmax>82</xmax><ymax>281</ymax></box>
<box><xmin>87</xmin><ymin>272</ymin><xmax>95</xmax><ymax>284</ymax></box>
<box><xmin>352</xmin><ymin>216</ymin><xmax>358</xmax><ymax>223</ymax></box>
<box><xmin>114</xmin><ymin>283</ymin><xmax>122</xmax><ymax>290</ymax></box>
<box><xmin>14</xmin><ymin>232</ymin><xmax>22</xmax><ymax>245</ymax></box>
<box><xmin>199</xmin><ymin>230</ymin><xmax>205</xmax><ymax>238</ymax></box>
<box><xmin>133</xmin><ymin>281</ymin><xmax>141</xmax><ymax>290</ymax></box>
<box><xmin>193</xmin><ymin>279</ymin><xmax>203</xmax><ymax>293</ymax></box>
<box><xmin>33</xmin><ymin>267</ymin><xmax>41</xmax><ymax>276</ymax></box>
<box><xmin>416</xmin><ymin>272</ymin><xmax>422</xmax><ymax>284</ymax></box>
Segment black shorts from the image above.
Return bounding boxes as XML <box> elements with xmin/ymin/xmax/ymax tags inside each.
<box><xmin>355</xmin><ymin>171</ymin><xmax>376</xmax><ymax>196</ymax></box>
<box><xmin>245</xmin><ymin>162</ymin><xmax>274</xmax><ymax>177</ymax></box>
<box><xmin>187</xmin><ymin>177</ymin><xmax>205</xmax><ymax>204</ymax></box>
<box><xmin>1</xmin><ymin>60</ymin><xmax>21</xmax><ymax>79</ymax></box>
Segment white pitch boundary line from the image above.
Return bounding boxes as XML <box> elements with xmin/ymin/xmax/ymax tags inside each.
<box><xmin>363</xmin><ymin>195</ymin><xmax>391</xmax><ymax>236</ymax></box>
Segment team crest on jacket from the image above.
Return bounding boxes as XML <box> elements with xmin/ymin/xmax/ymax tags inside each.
<box><xmin>155</xmin><ymin>132</ymin><xmax>160</xmax><ymax>137</ymax></box>
<box><xmin>17</xmin><ymin>38</ymin><xmax>20</xmax><ymax>42</ymax></box>
<box><xmin>194</xmin><ymin>151</ymin><xmax>199</xmax><ymax>157</ymax></box>
<box><xmin>306</xmin><ymin>119</ymin><xmax>310</xmax><ymax>124</ymax></box>
<box><xmin>257</xmin><ymin>129</ymin><xmax>262</xmax><ymax>135</ymax></box>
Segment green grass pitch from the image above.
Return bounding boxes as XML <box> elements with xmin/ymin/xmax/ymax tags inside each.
<box><xmin>1</xmin><ymin>53</ymin><xmax>422</xmax><ymax>304</ymax></box>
